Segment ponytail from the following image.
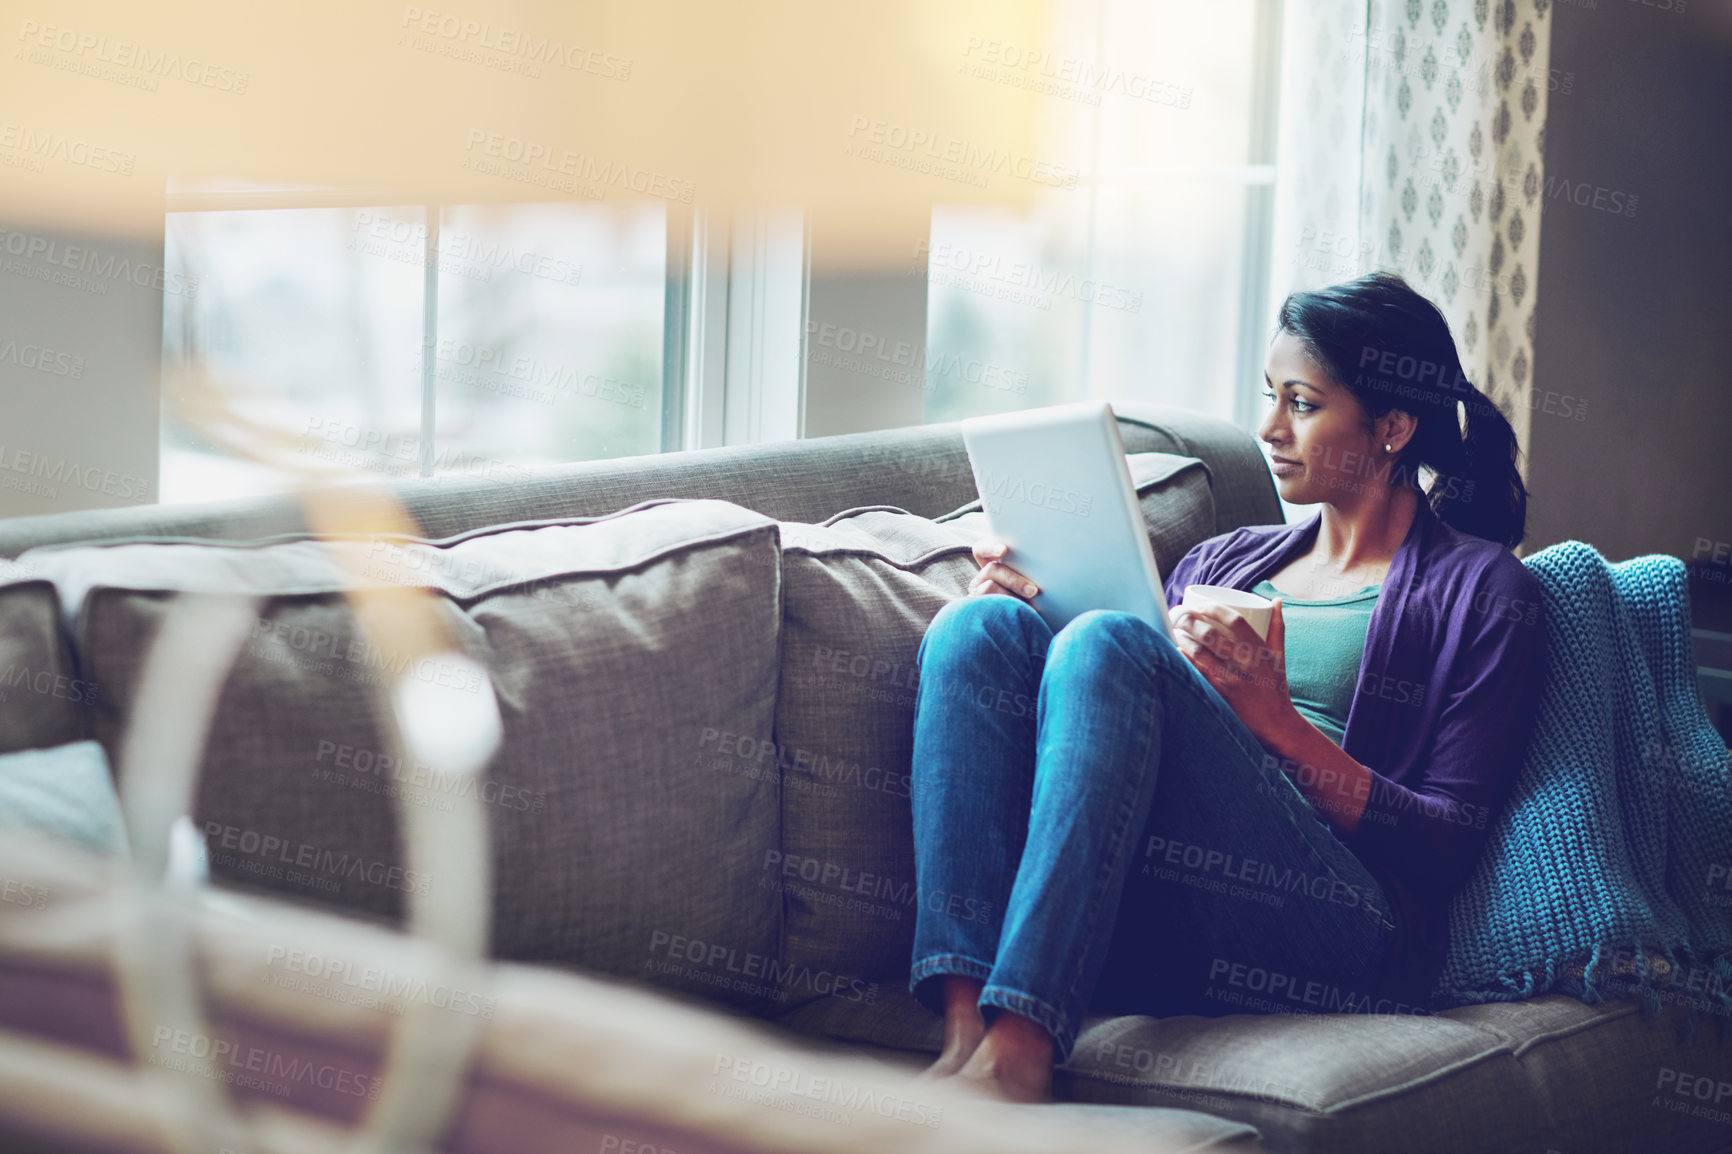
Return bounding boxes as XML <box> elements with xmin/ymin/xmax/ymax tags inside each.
<box><xmin>1428</xmin><ymin>381</ymin><xmax>1526</xmax><ymax>549</ymax></box>
<box><xmin>1274</xmin><ymin>272</ymin><xmax>1529</xmax><ymax>549</ymax></box>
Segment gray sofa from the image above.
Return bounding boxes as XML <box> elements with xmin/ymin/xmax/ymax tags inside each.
<box><xmin>1</xmin><ymin>402</ymin><xmax>1728</xmax><ymax>1154</ymax></box>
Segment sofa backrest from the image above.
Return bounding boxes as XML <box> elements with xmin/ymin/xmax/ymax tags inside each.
<box><xmin>0</xmin><ymin>403</ymin><xmax>1281</xmax><ymax>558</ymax></box>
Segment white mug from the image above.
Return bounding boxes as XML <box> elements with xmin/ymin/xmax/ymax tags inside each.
<box><xmin>1180</xmin><ymin>584</ymin><xmax>1275</xmax><ymax>642</ymax></box>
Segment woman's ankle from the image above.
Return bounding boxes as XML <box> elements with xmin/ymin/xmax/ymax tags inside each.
<box><xmin>978</xmin><ymin>1009</ymin><xmax>1054</xmax><ymax>1065</ymax></box>
<box><xmin>918</xmin><ymin>976</ymin><xmax>988</xmax><ymax>1079</ymax></box>
<box><xmin>940</xmin><ymin>974</ymin><xmax>985</xmax><ymax>1009</ymax></box>
<box><xmin>939</xmin><ymin>976</ymin><xmax>986</xmax><ymax>1043</ymax></box>
<box><xmin>956</xmin><ymin>1010</ymin><xmax>1055</xmax><ymax>1102</ymax></box>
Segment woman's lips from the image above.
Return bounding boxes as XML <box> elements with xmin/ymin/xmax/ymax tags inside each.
<box><xmin>1270</xmin><ymin>456</ymin><xmax>1302</xmax><ymax>477</ymax></box>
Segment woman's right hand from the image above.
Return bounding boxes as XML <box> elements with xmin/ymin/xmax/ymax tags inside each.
<box><xmin>969</xmin><ymin>538</ymin><xmax>1040</xmax><ymax>602</ymax></box>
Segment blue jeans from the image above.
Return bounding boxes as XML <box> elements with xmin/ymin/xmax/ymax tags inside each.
<box><xmin>908</xmin><ymin>596</ymin><xmax>1399</xmax><ymax>1064</ymax></box>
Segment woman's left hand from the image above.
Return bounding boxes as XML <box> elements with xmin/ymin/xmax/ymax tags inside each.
<box><xmin>1170</xmin><ymin>599</ymin><xmax>1297</xmax><ymax>740</ymax></box>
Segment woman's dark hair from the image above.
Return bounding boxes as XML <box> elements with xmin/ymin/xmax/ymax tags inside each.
<box><xmin>1273</xmin><ymin>271</ymin><xmax>1528</xmax><ymax>549</ymax></box>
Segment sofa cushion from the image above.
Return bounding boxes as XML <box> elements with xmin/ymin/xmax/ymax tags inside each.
<box><xmin>0</xmin><ymin>830</ymin><xmax>1197</xmax><ymax>1154</ymax></box>
<box><xmin>0</xmin><ymin>565</ymin><xmax>89</xmax><ymax>754</ymax></box>
<box><xmin>20</xmin><ymin>499</ymin><xmax>786</xmax><ymax>1009</ymax></box>
<box><xmin>0</xmin><ymin>741</ymin><xmax>129</xmax><ymax>857</ymax></box>
<box><xmin>769</xmin><ymin>509</ymin><xmax>979</xmax><ymax>993</ymax></box>
<box><xmin>1442</xmin><ymin>996</ymin><xmax>1732</xmax><ymax>1154</ymax></box>
<box><xmin>1058</xmin><ymin>1005</ymin><xmax>1538</xmax><ymax>1154</ymax></box>
<box><xmin>775</xmin><ymin>985</ymin><xmax>1732</xmax><ymax>1154</ymax></box>
<box><xmin>771</xmin><ymin>454</ymin><xmax>1216</xmax><ymax>999</ymax></box>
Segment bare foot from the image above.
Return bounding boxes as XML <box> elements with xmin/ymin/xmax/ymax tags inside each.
<box><xmin>950</xmin><ymin>1011</ymin><xmax>1053</xmax><ymax>1103</ymax></box>
<box><xmin>919</xmin><ymin>1038</ymin><xmax>982</xmax><ymax>1080</ymax></box>
<box><xmin>918</xmin><ymin>976</ymin><xmax>987</xmax><ymax>1080</ymax></box>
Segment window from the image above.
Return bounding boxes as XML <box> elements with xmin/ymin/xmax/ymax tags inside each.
<box><xmin>158</xmin><ymin>3</ymin><xmax>1282</xmax><ymax>503</ymax></box>
<box><xmin>162</xmin><ymin>195</ymin><xmax>667</xmax><ymax>503</ymax></box>
<box><xmin>920</xmin><ymin>0</ymin><xmax>1281</xmax><ymax>430</ymax></box>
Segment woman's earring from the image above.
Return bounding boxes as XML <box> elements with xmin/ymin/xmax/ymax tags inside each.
<box><xmin>1384</xmin><ymin>443</ymin><xmax>1393</xmax><ymax>452</ymax></box>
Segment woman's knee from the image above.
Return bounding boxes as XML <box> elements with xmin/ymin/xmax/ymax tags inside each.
<box><xmin>1048</xmin><ymin>609</ymin><xmax>1181</xmax><ymax>671</ymax></box>
<box><xmin>918</xmin><ymin>594</ymin><xmax>1050</xmax><ymax>676</ymax></box>
<box><xmin>925</xmin><ymin>593</ymin><xmax>1047</xmax><ymax>650</ymax></box>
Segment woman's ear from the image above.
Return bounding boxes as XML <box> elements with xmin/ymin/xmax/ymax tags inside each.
<box><xmin>1378</xmin><ymin>408</ymin><xmax>1417</xmax><ymax>454</ymax></box>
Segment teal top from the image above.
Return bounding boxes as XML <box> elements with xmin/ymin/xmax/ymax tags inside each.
<box><xmin>1251</xmin><ymin>578</ymin><xmax>1381</xmax><ymax>747</ymax></box>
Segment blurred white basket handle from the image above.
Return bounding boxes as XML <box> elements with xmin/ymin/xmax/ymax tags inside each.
<box><xmin>109</xmin><ymin>480</ymin><xmax>501</xmax><ymax>1154</ymax></box>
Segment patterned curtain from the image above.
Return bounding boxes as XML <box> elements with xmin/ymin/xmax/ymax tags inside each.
<box><xmin>1269</xmin><ymin>0</ymin><xmax>1555</xmax><ymax>476</ymax></box>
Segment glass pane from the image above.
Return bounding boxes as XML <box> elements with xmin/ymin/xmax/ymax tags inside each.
<box><xmin>1079</xmin><ymin>180</ymin><xmax>1249</xmax><ymax>423</ymax></box>
<box><xmin>430</xmin><ymin>202</ymin><xmax>666</xmax><ymax>469</ymax></box>
<box><xmin>923</xmin><ymin>0</ymin><xmax>1259</xmax><ymax>428</ymax></box>
<box><xmin>162</xmin><ymin>207</ymin><xmax>427</xmax><ymax>502</ymax></box>
<box><xmin>161</xmin><ymin>201</ymin><xmax>667</xmax><ymax>505</ymax></box>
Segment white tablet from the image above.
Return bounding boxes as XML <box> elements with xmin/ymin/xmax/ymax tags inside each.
<box><xmin>960</xmin><ymin>401</ymin><xmax>1173</xmax><ymax>639</ymax></box>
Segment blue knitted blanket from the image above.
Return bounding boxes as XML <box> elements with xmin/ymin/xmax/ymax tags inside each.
<box><xmin>1431</xmin><ymin>540</ymin><xmax>1732</xmax><ymax>1044</ymax></box>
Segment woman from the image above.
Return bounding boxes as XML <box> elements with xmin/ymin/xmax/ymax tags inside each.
<box><xmin>907</xmin><ymin>272</ymin><xmax>1548</xmax><ymax>1102</ymax></box>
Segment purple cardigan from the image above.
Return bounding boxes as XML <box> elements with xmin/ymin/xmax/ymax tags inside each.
<box><xmin>1162</xmin><ymin>497</ymin><xmax>1548</xmax><ymax>1000</ymax></box>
